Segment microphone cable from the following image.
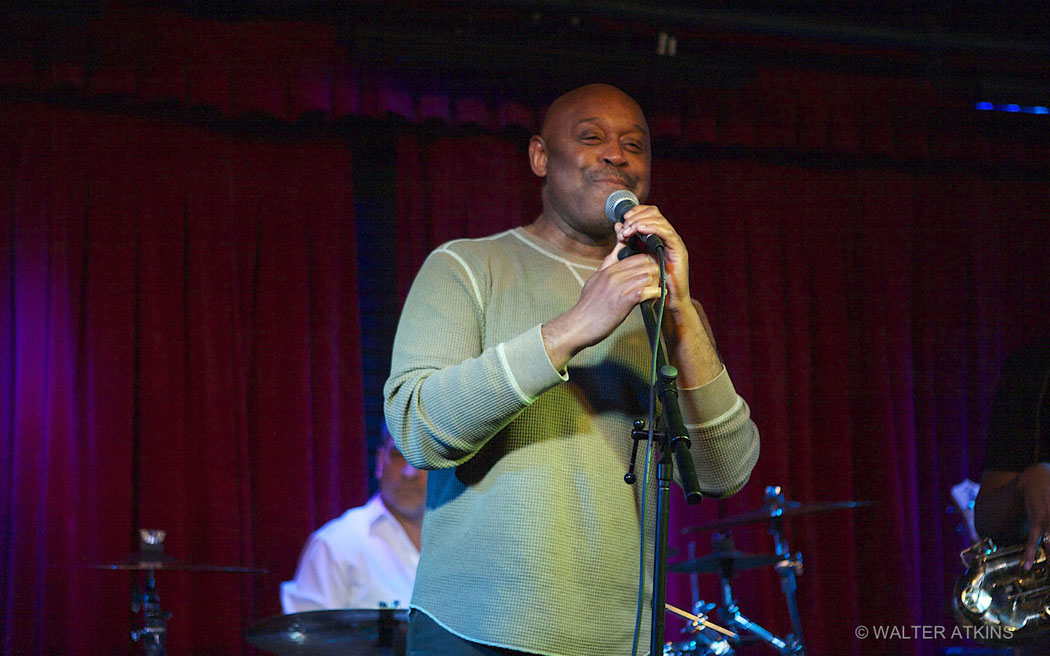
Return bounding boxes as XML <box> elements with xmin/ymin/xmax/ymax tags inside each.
<box><xmin>631</xmin><ymin>247</ymin><xmax>667</xmax><ymax>656</ymax></box>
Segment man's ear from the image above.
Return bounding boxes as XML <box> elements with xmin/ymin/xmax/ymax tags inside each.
<box><xmin>528</xmin><ymin>135</ymin><xmax>547</xmax><ymax>178</ymax></box>
<box><xmin>374</xmin><ymin>445</ymin><xmax>387</xmax><ymax>480</ymax></box>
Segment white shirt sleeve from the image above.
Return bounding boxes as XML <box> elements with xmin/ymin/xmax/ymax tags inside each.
<box><xmin>280</xmin><ymin>535</ymin><xmax>354</xmax><ymax>612</ymax></box>
<box><xmin>279</xmin><ymin>497</ymin><xmax>419</xmax><ymax>612</ymax></box>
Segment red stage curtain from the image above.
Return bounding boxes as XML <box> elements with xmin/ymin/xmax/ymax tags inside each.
<box><xmin>396</xmin><ymin>130</ymin><xmax>1050</xmax><ymax>656</ymax></box>
<box><xmin>395</xmin><ymin>131</ymin><xmax>542</xmax><ymax>301</ymax></box>
<box><xmin>0</xmin><ymin>101</ymin><xmax>366</xmax><ymax>655</ymax></box>
<box><xmin>4</xmin><ymin>6</ymin><xmax>1050</xmax><ymax>655</ymax></box>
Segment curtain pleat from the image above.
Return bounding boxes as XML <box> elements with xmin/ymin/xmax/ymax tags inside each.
<box><xmin>0</xmin><ymin>101</ymin><xmax>365</xmax><ymax>655</ymax></box>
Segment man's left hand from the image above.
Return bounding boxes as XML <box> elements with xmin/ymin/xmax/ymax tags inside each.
<box><xmin>615</xmin><ymin>205</ymin><xmax>692</xmax><ymax>315</ymax></box>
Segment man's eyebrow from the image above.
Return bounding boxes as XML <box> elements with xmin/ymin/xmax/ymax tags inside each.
<box><xmin>575</xmin><ymin>117</ymin><xmax>648</xmax><ymax>134</ymax></box>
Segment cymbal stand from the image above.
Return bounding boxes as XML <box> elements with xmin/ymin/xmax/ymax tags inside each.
<box><xmin>130</xmin><ymin>529</ymin><xmax>171</xmax><ymax>655</ymax></box>
<box><xmin>131</xmin><ymin>567</ymin><xmax>170</xmax><ymax>655</ymax></box>
<box><xmin>709</xmin><ymin>533</ymin><xmax>794</xmax><ymax>655</ymax></box>
<box><xmin>687</xmin><ymin>540</ymin><xmax>700</xmax><ymax>609</ymax></box>
<box><xmin>764</xmin><ymin>487</ymin><xmax>807</xmax><ymax>655</ymax></box>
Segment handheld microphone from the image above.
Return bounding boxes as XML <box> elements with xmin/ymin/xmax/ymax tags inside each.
<box><xmin>604</xmin><ymin>190</ymin><xmax>663</xmax><ymax>255</ymax></box>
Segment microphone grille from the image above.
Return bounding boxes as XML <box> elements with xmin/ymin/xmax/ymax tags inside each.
<box><xmin>604</xmin><ymin>189</ymin><xmax>639</xmax><ymax>223</ymax></box>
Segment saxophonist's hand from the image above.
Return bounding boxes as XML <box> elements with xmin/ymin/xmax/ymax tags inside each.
<box><xmin>1019</xmin><ymin>463</ymin><xmax>1050</xmax><ymax>570</ymax></box>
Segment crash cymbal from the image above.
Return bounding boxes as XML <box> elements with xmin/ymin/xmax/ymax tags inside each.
<box><xmin>668</xmin><ymin>550</ymin><xmax>781</xmax><ymax>574</ymax></box>
<box><xmin>683</xmin><ymin>500</ymin><xmax>876</xmax><ymax>533</ymax></box>
<box><xmin>62</xmin><ymin>550</ymin><xmax>267</xmax><ymax>573</ymax></box>
<box><xmin>245</xmin><ymin>609</ymin><xmax>408</xmax><ymax>656</ymax></box>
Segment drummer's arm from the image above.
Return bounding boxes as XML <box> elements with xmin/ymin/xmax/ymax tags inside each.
<box><xmin>280</xmin><ymin>536</ymin><xmax>352</xmax><ymax>612</ymax></box>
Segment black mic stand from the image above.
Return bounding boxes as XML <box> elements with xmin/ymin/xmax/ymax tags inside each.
<box><xmin>621</xmin><ymin>245</ymin><xmax>704</xmax><ymax>656</ymax></box>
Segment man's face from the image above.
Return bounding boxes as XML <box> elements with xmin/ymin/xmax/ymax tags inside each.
<box><xmin>377</xmin><ymin>443</ymin><xmax>427</xmax><ymax>520</ymax></box>
<box><xmin>532</xmin><ymin>85</ymin><xmax>651</xmax><ymax>241</ymax></box>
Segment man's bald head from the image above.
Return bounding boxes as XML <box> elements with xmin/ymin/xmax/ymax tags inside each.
<box><xmin>540</xmin><ymin>84</ymin><xmax>649</xmax><ymax>143</ymax></box>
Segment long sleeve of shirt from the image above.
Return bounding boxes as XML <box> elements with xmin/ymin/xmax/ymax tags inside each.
<box><xmin>384</xmin><ymin>239</ymin><xmax>568</xmax><ymax>469</ymax></box>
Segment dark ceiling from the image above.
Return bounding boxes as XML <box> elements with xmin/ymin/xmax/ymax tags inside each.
<box><xmin>156</xmin><ymin>0</ymin><xmax>1050</xmax><ymax>53</ymax></box>
<box><xmin>6</xmin><ymin>1</ymin><xmax>1049</xmax><ymax>104</ymax></box>
<box><xmin>15</xmin><ymin>1</ymin><xmax>1047</xmax><ymax>52</ymax></box>
<box><xmin>184</xmin><ymin>1</ymin><xmax>1050</xmax><ymax>95</ymax></box>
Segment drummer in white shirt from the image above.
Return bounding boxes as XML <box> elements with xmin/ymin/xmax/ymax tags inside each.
<box><xmin>281</xmin><ymin>426</ymin><xmax>427</xmax><ymax>611</ymax></box>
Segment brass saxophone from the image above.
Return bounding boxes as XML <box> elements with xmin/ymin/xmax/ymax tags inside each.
<box><xmin>953</xmin><ymin>537</ymin><xmax>1050</xmax><ymax>644</ymax></box>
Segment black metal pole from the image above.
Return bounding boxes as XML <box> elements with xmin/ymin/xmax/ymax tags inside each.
<box><xmin>636</xmin><ymin>308</ymin><xmax>703</xmax><ymax>655</ymax></box>
<box><xmin>650</xmin><ymin>453</ymin><xmax>674</xmax><ymax>656</ymax></box>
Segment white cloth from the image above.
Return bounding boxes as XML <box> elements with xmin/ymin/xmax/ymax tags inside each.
<box><xmin>280</xmin><ymin>495</ymin><xmax>419</xmax><ymax>612</ymax></box>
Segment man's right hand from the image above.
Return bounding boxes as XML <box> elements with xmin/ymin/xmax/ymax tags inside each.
<box><xmin>1018</xmin><ymin>463</ymin><xmax>1050</xmax><ymax>570</ymax></box>
<box><xmin>540</xmin><ymin>242</ymin><xmax>660</xmax><ymax>372</ymax></box>
<box><xmin>976</xmin><ymin>463</ymin><xmax>1050</xmax><ymax>570</ymax></box>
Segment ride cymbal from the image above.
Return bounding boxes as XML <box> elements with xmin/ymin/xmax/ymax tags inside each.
<box><xmin>668</xmin><ymin>550</ymin><xmax>781</xmax><ymax>574</ymax></box>
<box><xmin>62</xmin><ymin>550</ymin><xmax>267</xmax><ymax>573</ymax></box>
<box><xmin>683</xmin><ymin>500</ymin><xmax>876</xmax><ymax>533</ymax></box>
<box><xmin>245</xmin><ymin>609</ymin><xmax>408</xmax><ymax>656</ymax></box>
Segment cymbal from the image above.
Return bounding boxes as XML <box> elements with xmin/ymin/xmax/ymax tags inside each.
<box><xmin>245</xmin><ymin>609</ymin><xmax>408</xmax><ymax>656</ymax></box>
<box><xmin>683</xmin><ymin>500</ymin><xmax>876</xmax><ymax>533</ymax></box>
<box><xmin>668</xmin><ymin>550</ymin><xmax>780</xmax><ymax>574</ymax></box>
<box><xmin>60</xmin><ymin>550</ymin><xmax>267</xmax><ymax>574</ymax></box>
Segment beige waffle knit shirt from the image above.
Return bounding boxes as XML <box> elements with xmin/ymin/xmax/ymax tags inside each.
<box><xmin>384</xmin><ymin>227</ymin><xmax>760</xmax><ymax>656</ymax></box>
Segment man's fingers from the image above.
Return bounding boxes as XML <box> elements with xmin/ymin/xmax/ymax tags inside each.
<box><xmin>600</xmin><ymin>241</ymin><xmax>626</xmax><ymax>270</ymax></box>
<box><xmin>1025</xmin><ymin>529</ymin><xmax>1041</xmax><ymax>570</ymax></box>
<box><xmin>640</xmin><ymin>285</ymin><xmax>661</xmax><ymax>302</ymax></box>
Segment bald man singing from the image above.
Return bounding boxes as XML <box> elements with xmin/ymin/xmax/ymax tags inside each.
<box><xmin>384</xmin><ymin>83</ymin><xmax>760</xmax><ymax>656</ymax></box>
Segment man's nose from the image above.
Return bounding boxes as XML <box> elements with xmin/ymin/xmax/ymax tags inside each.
<box><xmin>601</xmin><ymin>142</ymin><xmax>628</xmax><ymax>166</ymax></box>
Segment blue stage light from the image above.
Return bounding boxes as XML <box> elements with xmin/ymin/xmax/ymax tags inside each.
<box><xmin>975</xmin><ymin>101</ymin><xmax>1048</xmax><ymax>115</ymax></box>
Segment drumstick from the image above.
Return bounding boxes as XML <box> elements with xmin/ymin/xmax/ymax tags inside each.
<box><xmin>663</xmin><ymin>603</ymin><xmax>737</xmax><ymax>638</ymax></box>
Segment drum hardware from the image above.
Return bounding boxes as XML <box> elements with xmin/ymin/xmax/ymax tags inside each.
<box><xmin>684</xmin><ymin>496</ymin><xmax>875</xmax><ymax>533</ymax></box>
<box><xmin>764</xmin><ymin>488</ymin><xmax>807</xmax><ymax>656</ymax></box>
<box><xmin>668</xmin><ymin>543</ymin><xmax>783</xmax><ymax>653</ymax></box>
<box><xmin>668</xmin><ymin>549</ymin><xmax>781</xmax><ymax>575</ymax></box>
<box><xmin>676</xmin><ymin>485</ymin><xmax>873</xmax><ymax>655</ymax></box>
<box><xmin>664</xmin><ymin>603</ymin><xmax>735</xmax><ymax>656</ymax></box>
<box><xmin>711</xmin><ymin>529</ymin><xmax>801</xmax><ymax>656</ymax></box>
<box><xmin>245</xmin><ymin>608</ymin><xmax>409</xmax><ymax>656</ymax></box>
<box><xmin>665</xmin><ymin>602</ymin><xmax>736</xmax><ymax>638</ymax></box>
<box><xmin>687</xmin><ymin>540</ymin><xmax>700</xmax><ymax>616</ymax></box>
<box><xmin>57</xmin><ymin>528</ymin><xmax>267</xmax><ymax>655</ymax></box>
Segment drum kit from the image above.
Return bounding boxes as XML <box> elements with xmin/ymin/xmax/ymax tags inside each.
<box><xmin>663</xmin><ymin>485</ymin><xmax>874</xmax><ymax>656</ymax></box>
<box><xmin>64</xmin><ymin>486</ymin><xmax>869</xmax><ymax>656</ymax></box>
<box><xmin>244</xmin><ymin>607</ymin><xmax>408</xmax><ymax>656</ymax></box>
<box><xmin>63</xmin><ymin>529</ymin><xmax>268</xmax><ymax>655</ymax></box>
<box><xmin>63</xmin><ymin>528</ymin><xmax>408</xmax><ymax>656</ymax></box>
